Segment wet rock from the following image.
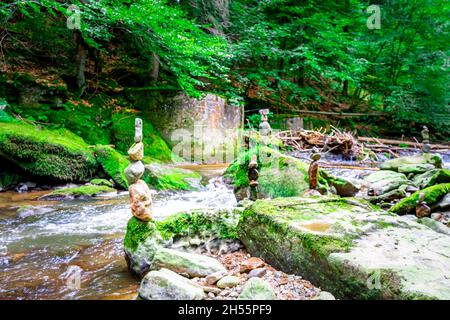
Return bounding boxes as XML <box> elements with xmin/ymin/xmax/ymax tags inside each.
<box><xmin>240</xmin><ymin>257</ymin><xmax>265</xmax><ymax>272</ymax></box>
<box><xmin>238</xmin><ymin>278</ymin><xmax>276</xmax><ymax>300</ymax></box>
<box><xmin>139</xmin><ymin>268</ymin><xmax>205</xmax><ymax>300</ymax></box>
<box><xmin>364</xmin><ymin>171</ymin><xmax>409</xmax><ymax>195</ymax></box>
<box><xmin>128</xmin><ymin>142</ymin><xmax>144</xmax><ymax>161</ymax></box>
<box><xmin>412</xmin><ymin>169</ymin><xmax>450</xmax><ymax>189</ymax></box>
<box><xmin>417</xmin><ymin>217</ymin><xmax>450</xmax><ymax>236</ymax></box>
<box><xmin>129</xmin><ymin>180</ymin><xmax>153</xmax><ymax>221</ymax></box>
<box><xmin>217</xmin><ymin>275</ymin><xmax>240</xmax><ymax>289</ymax></box>
<box><xmin>152</xmin><ymin>247</ymin><xmax>226</xmax><ymax>278</ymax></box>
<box><xmin>247</xmin><ymin>268</ymin><xmax>267</xmax><ymax>278</ymax></box>
<box><xmin>143</xmin><ymin>163</ymin><xmax>201</xmax><ymax>191</ymax></box>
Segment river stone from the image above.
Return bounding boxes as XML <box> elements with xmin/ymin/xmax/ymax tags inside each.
<box><xmin>205</xmin><ymin>270</ymin><xmax>228</xmax><ymax>285</ymax></box>
<box><xmin>216</xmin><ymin>275</ymin><xmax>240</xmax><ymax>289</ymax></box>
<box><xmin>152</xmin><ymin>247</ymin><xmax>226</xmax><ymax>278</ymax></box>
<box><xmin>313</xmin><ymin>291</ymin><xmax>336</xmax><ymax>300</ymax></box>
<box><xmin>238</xmin><ymin>278</ymin><xmax>276</xmax><ymax>300</ymax></box>
<box><xmin>128</xmin><ymin>142</ymin><xmax>144</xmax><ymax>161</ymax></box>
<box><xmin>238</xmin><ymin>196</ymin><xmax>450</xmax><ymax>299</ymax></box>
<box><xmin>364</xmin><ymin>170</ymin><xmax>409</xmax><ymax>195</ymax></box>
<box><xmin>380</xmin><ymin>154</ymin><xmax>442</xmax><ymax>172</ymax></box>
<box><xmin>134</xmin><ymin>118</ymin><xmax>143</xmax><ymax>143</ymax></box>
<box><xmin>125</xmin><ymin>161</ymin><xmax>145</xmax><ymax>185</ymax></box>
<box><xmin>139</xmin><ymin>268</ymin><xmax>205</xmax><ymax>300</ymax></box>
<box><xmin>129</xmin><ymin>180</ymin><xmax>153</xmax><ymax>221</ymax></box>
<box><xmin>247</xmin><ymin>268</ymin><xmax>267</xmax><ymax>278</ymax></box>
<box><xmin>398</xmin><ymin>163</ymin><xmax>436</xmax><ymax>174</ymax></box>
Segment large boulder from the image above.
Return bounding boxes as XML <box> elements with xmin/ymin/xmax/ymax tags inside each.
<box><xmin>139</xmin><ymin>268</ymin><xmax>205</xmax><ymax>300</ymax></box>
<box><xmin>380</xmin><ymin>154</ymin><xmax>442</xmax><ymax>172</ymax></box>
<box><xmin>389</xmin><ymin>183</ymin><xmax>450</xmax><ymax>215</ymax></box>
<box><xmin>152</xmin><ymin>247</ymin><xmax>226</xmax><ymax>278</ymax></box>
<box><xmin>363</xmin><ymin>170</ymin><xmax>409</xmax><ymax>195</ymax></box>
<box><xmin>224</xmin><ymin>146</ymin><xmax>358</xmax><ymax>200</ymax></box>
<box><xmin>238</xmin><ymin>196</ymin><xmax>450</xmax><ymax>299</ymax></box>
<box><xmin>0</xmin><ymin>121</ymin><xmax>97</xmax><ymax>182</ymax></box>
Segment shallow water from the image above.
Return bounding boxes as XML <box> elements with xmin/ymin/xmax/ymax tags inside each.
<box><xmin>0</xmin><ymin>166</ymin><xmax>236</xmax><ymax>300</ymax></box>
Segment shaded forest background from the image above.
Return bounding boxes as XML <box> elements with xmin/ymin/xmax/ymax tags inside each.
<box><xmin>0</xmin><ymin>0</ymin><xmax>449</xmax><ymax>140</ymax></box>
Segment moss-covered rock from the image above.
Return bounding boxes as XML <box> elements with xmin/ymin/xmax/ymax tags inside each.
<box><xmin>238</xmin><ymin>196</ymin><xmax>450</xmax><ymax>299</ymax></box>
<box><xmin>363</xmin><ymin>170</ymin><xmax>409</xmax><ymax>195</ymax></box>
<box><xmin>412</xmin><ymin>169</ymin><xmax>450</xmax><ymax>189</ymax></box>
<box><xmin>0</xmin><ymin>121</ymin><xmax>97</xmax><ymax>182</ymax></box>
<box><xmin>389</xmin><ymin>183</ymin><xmax>450</xmax><ymax>215</ymax></box>
<box><xmin>124</xmin><ymin>208</ymin><xmax>240</xmax><ymax>277</ymax></box>
<box><xmin>93</xmin><ymin>145</ymin><xmax>129</xmax><ymax>189</ymax></box>
<box><xmin>224</xmin><ymin>146</ymin><xmax>357</xmax><ymax>199</ymax></box>
<box><xmin>89</xmin><ymin>178</ymin><xmax>113</xmax><ymax>187</ymax></box>
<box><xmin>40</xmin><ymin>185</ymin><xmax>116</xmax><ymax>200</ymax></box>
<box><xmin>111</xmin><ymin>111</ymin><xmax>172</xmax><ymax>162</ymax></box>
<box><xmin>380</xmin><ymin>154</ymin><xmax>442</xmax><ymax>172</ymax></box>
<box><xmin>142</xmin><ymin>164</ymin><xmax>201</xmax><ymax>191</ymax></box>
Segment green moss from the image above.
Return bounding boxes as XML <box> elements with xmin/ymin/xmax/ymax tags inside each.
<box><xmin>0</xmin><ymin>170</ymin><xmax>21</xmax><ymax>191</ymax></box>
<box><xmin>93</xmin><ymin>145</ymin><xmax>129</xmax><ymax>189</ymax></box>
<box><xmin>90</xmin><ymin>178</ymin><xmax>113</xmax><ymax>187</ymax></box>
<box><xmin>389</xmin><ymin>183</ymin><xmax>450</xmax><ymax>215</ymax></box>
<box><xmin>47</xmin><ymin>185</ymin><xmax>116</xmax><ymax>197</ymax></box>
<box><xmin>142</xmin><ymin>164</ymin><xmax>201</xmax><ymax>191</ymax></box>
<box><xmin>123</xmin><ymin>217</ymin><xmax>157</xmax><ymax>252</ymax></box>
<box><xmin>111</xmin><ymin>111</ymin><xmax>172</xmax><ymax>162</ymax></box>
<box><xmin>0</xmin><ymin>121</ymin><xmax>97</xmax><ymax>181</ymax></box>
<box><xmin>156</xmin><ymin>209</ymin><xmax>238</xmax><ymax>241</ymax></box>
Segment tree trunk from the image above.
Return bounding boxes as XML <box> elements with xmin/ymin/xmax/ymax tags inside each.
<box><xmin>73</xmin><ymin>30</ymin><xmax>87</xmax><ymax>92</ymax></box>
<box><xmin>150</xmin><ymin>52</ymin><xmax>160</xmax><ymax>84</ymax></box>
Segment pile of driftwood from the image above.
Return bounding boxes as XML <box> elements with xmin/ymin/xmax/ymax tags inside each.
<box><xmin>275</xmin><ymin>127</ymin><xmax>362</xmax><ymax>158</ymax></box>
<box><xmin>275</xmin><ymin>128</ymin><xmax>450</xmax><ymax>160</ymax></box>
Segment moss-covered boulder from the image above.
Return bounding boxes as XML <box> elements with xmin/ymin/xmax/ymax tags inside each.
<box><xmin>89</xmin><ymin>178</ymin><xmax>113</xmax><ymax>188</ymax></box>
<box><xmin>389</xmin><ymin>183</ymin><xmax>450</xmax><ymax>215</ymax></box>
<box><xmin>124</xmin><ymin>208</ymin><xmax>240</xmax><ymax>277</ymax></box>
<box><xmin>224</xmin><ymin>146</ymin><xmax>357</xmax><ymax>200</ymax></box>
<box><xmin>93</xmin><ymin>145</ymin><xmax>129</xmax><ymax>189</ymax></box>
<box><xmin>39</xmin><ymin>185</ymin><xmax>116</xmax><ymax>200</ymax></box>
<box><xmin>0</xmin><ymin>121</ymin><xmax>97</xmax><ymax>182</ymax></box>
<box><xmin>142</xmin><ymin>164</ymin><xmax>201</xmax><ymax>191</ymax></box>
<box><xmin>380</xmin><ymin>154</ymin><xmax>442</xmax><ymax>172</ymax></box>
<box><xmin>412</xmin><ymin>169</ymin><xmax>450</xmax><ymax>189</ymax></box>
<box><xmin>363</xmin><ymin>170</ymin><xmax>409</xmax><ymax>195</ymax></box>
<box><xmin>111</xmin><ymin>111</ymin><xmax>172</xmax><ymax>162</ymax></box>
<box><xmin>238</xmin><ymin>196</ymin><xmax>450</xmax><ymax>299</ymax></box>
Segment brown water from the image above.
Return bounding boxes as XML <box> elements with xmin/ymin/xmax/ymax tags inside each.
<box><xmin>0</xmin><ymin>166</ymin><xmax>236</xmax><ymax>300</ymax></box>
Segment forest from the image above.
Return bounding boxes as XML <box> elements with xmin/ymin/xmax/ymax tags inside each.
<box><xmin>0</xmin><ymin>0</ymin><xmax>449</xmax><ymax>303</ymax></box>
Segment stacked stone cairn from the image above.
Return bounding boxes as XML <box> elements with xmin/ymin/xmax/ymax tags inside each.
<box><xmin>125</xmin><ymin>118</ymin><xmax>152</xmax><ymax>221</ymax></box>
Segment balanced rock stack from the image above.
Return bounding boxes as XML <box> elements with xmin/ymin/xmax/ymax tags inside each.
<box><xmin>125</xmin><ymin>118</ymin><xmax>153</xmax><ymax>221</ymax></box>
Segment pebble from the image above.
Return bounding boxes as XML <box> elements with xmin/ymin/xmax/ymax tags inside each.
<box><xmin>247</xmin><ymin>268</ymin><xmax>267</xmax><ymax>278</ymax></box>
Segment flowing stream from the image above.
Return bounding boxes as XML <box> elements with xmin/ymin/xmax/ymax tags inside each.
<box><xmin>0</xmin><ymin>165</ymin><xmax>236</xmax><ymax>300</ymax></box>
